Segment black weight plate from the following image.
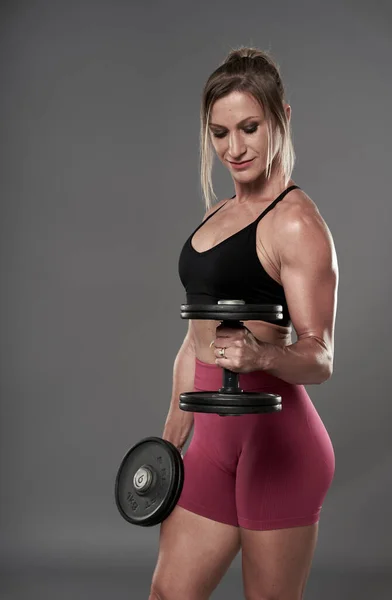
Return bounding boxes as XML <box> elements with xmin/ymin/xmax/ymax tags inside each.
<box><xmin>181</xmin><ymin>303</ymin><xmax>283</xmax><ymax>322</ymax></box>
<box><xmin>181</xmin><ymin>303</ymin><xmax>282</xmax><ymax>313</ymax></box>
<box><xmin>179</xmin><ymin>402</ymin><xmax>282</xmax><ymax>415</ymax></box>
<box><xmin>114</xmin><ymin>437</ymin><xmax>184</xmax><ymax>527</ymax></box>
<box><xmin>181</xmin><ymin>301</ymin><xmax>283</xmax><ymax>322</ymax></box>
<box><xmin>179</xmin><ymin>391</ymin><xmax>281</xmax><ymax>407</ymax></box>
<box><xmin>181</xmin><ymin>311</ymin><xmax>283</xmax><ymax>322</ymax></box>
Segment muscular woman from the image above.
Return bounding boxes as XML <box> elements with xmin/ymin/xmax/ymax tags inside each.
<box><xmin>149</xmin><ymin>47</ymin><xmax>338</xmax><ymax>600</ymax></box>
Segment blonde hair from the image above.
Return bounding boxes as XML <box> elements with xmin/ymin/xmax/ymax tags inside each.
<box><xmin>200</xmin><ymin>46</ymin><xmax>295</xmax><ymax>210</ymax></box>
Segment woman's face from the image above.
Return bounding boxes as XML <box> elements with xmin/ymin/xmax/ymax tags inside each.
<box><xmin>209</xmin><ymin>91</ymin><xmax>289</xmax><ymax>179</ymax></box>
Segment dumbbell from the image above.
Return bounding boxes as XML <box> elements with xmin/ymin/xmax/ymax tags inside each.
<box><xmin>179</xmin><ymin>299</ymin><xmax>283</xmax><ymax>416</ymax></box>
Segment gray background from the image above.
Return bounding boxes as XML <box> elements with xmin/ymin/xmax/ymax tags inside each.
<box><xmin>1</xmin><ymin>0</ymin><xmax>391</xmax><ymax>598</ymax></box>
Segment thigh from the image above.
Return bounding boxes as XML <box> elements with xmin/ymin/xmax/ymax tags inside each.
<box><xmin>176</xmin><ymin>438</ymin><xmax>239</xmax><ymax>527</ymax></box>
<box><xmin>240</xmin><ymin>524</ymin><xmax>318</xmax><ymax>600</ymax></box>
<box><xmin>150</xmin><ymin>505</ymin><xmax>241</xmax><ymax>600</ymax></box>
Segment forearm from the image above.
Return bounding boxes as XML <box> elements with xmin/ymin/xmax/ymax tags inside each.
<box><xmin>259</xmin><ymin>336</ymin><xmax>333</xmax><ymax>385</ymax></box>
<box><xmin>162</xmin><ymin>335</ymin><xmax>196</xmax><ymax>449</ymax></box>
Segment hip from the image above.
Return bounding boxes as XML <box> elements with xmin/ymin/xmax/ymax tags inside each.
<box><xmin>191</xmin><ymin>357</ymin><xmax>335</xmax><ymax>468</ymax></box>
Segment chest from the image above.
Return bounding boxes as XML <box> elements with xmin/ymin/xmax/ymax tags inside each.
<box><xmin>190</xmin><ymin>208</ymin><xmax>282</xmax><ymax>285</ymax></box>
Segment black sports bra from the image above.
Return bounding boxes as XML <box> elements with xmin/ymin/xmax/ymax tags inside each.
<box><xmin>178</xmin><ymin>185</ymin><xmax>300</xmax><ymax>327</ymax></box>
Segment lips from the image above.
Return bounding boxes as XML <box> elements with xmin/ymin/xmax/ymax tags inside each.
<box><xmin>230</xmin><ymin>159</ymin><xmax>254</xmax><ymax>164</ymax></box>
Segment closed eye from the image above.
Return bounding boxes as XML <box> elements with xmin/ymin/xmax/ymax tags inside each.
<box><xmin>212</xmin><ymin>125</ymin><xmax>259</xmax><ymax>139</ymax></box>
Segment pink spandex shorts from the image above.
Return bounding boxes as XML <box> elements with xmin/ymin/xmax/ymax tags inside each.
<box><xmin>176</xmin><ymin>357</ymin><xmax>335</xmax><ymax>531</ymax></box>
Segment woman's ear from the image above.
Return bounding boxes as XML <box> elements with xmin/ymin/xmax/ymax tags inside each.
<box><xmin>284</xmin><ymin>103</ymin><xmax>291</xmax><ymax>122</ymax></box>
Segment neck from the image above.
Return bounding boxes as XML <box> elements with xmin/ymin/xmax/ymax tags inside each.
<box><xmin>232</xmin><ymin>166</ymin><xmax>294</xmax><ymax>205</ymax></box>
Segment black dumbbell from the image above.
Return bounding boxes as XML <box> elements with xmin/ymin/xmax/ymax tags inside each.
<box><xmin>115</xmin><ymin>437</ymin><xmax>184</xmax><ymax>527</ymax></box>
<box><xmin>179</xmin><ymin>299</ymin><xmax>283</xmax><ymax>416</ymax></box>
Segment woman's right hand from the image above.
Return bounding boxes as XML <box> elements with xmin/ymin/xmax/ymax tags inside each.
<box><xmin>161</xmin><ymin>434</ymin><xmax>184</xmax><ymax>458</ymax></box>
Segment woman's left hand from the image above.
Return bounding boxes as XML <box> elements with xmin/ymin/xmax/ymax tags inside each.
<box><xmin>212</xmin><ymin>324</ymin><xmax>269</xmax><ymax>373</ymax></box>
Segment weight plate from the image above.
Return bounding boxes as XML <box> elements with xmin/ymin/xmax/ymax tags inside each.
<box><xmin>181</xmin><ymin>302</ymin><xmax>282</xmax><ymax>312</ymax></box>
<box><xmin>180</xmin><ymin>303</ymin><xmax>283</xmax><ymax>322</ymax></box>
<box><xmin>181</xmin><ymin>310</ymin><xmax>283</xmax><ymax>321</ymax></box>
<box><xmin>179</xmin><ymin>391</ymin><xmax>281</xmax><ymax>407</ymax></box>
<box><xmin>114</xmin><ymin>437</ymin><xmax>184</xmax><ymax>527</ymax></box>
<box><xmin>179</xmin><ymin>402</ymin><xmax>282</xmax><ymax>415</ymax></box>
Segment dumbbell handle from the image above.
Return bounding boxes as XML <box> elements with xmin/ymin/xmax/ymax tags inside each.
<box><xmin>218</xmin><ymin>319</ymin><xmax>244</xmax><ymax>394</ymax></box>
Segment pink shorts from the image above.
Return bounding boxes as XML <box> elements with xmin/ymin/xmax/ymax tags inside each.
<box><xmin>176</xmin><ymin>358</ymin><xmax>335</xmax><ymax>531</ymax></box>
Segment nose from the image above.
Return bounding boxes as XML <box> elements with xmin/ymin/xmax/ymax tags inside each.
<box><xmin>227</xmin><ymin>131</ymin><xmax>246</xmax><ymax>159</ymax></box>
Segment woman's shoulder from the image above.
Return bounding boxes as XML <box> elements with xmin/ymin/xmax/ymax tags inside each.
<box><xmin>272</xmin><ymin>186</ymin><xmax>336</xmax><ymax>256</ymax></box>
<box><xmin>273</xmin><ymin>186</ymin><xmax>327</xmax><ymax>232</ymax></box>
